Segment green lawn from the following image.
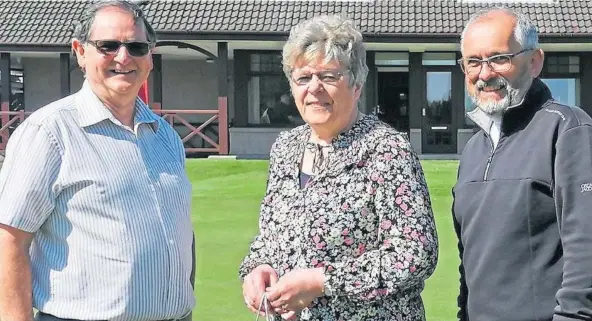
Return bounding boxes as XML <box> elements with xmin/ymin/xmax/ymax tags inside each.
<box><xmin>189</xmin><ymin>159</ymin><xmax>460</xmax><ymax>321</ymax></box>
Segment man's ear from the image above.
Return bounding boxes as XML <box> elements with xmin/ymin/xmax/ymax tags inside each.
<box><xmin>531</xmin><ymin>48</ymin><xmax>545</xmax><ymax>78</ymax></box>
<box><xmin>72</xmin><ymin>39</ymin><xmax>86</xmax><ymax>71</ymax></box>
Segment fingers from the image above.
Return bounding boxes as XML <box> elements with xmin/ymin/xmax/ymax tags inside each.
<box><xmin>242</xmin><ymin>276</ymin><xmax>256</xmax><ymax>307</ymax></box>
<box><xmin>243</xmin><ymin>273</ymin><xmax>266</xmax><ymax>313</ymax></box>
<box><xmin>280</xmin><ymin>311</ymin><xmax>297</xmax><ymax>320</ymax></box>
<box><xmin>265</xmin><ymin>284</ymin><xmax>282</xmax><ymax>302</ymax></box>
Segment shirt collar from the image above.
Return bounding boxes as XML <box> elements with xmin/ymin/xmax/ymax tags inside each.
<box><xmin>133</xmin><ymin>97</ymin><xmax>160</xmax><ymax>132</ymax></box>
<box><xmin>76</xmin><ymin>80</ymin><xmax>159</xmax><ymax>131</ymax></box>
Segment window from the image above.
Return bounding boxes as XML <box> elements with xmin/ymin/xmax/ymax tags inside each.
<box><xmin>422</xmin><ymin>53</ymin><xmax>456</xmax><ymax>66</ymax></box>
<box><xmin>0</xmin><ymin>67</ymin><xmax>25</xmax><ymax>111</ymax></box>
<box><xmin>541</xmin><ymin>78</ymin><xmax>580</xmax><ymax>106</ymax></box>
<box><xmin>375</xmin><ymin>52</ymin><xmax>409</xmax><ymax>66</ymax></box>
<box><xmin>544</xmin><ymin>55</ymin><xmax>579</xmax><ymax>74</ymax></box>
<box><xmin>541</xmin><ymin>54</ymin><xmax>581</xmax><ymax>107</ymax></box>
<box><xmin>247</xmin><ymin>52</ymin><xmax>301</xmax><ymax>127</ymax></box>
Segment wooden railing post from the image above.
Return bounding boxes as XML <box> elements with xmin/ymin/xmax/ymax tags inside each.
<box><xmin>217</xmin><ymin>42</ymin><xmax>229</xmax><ymax>155</ymax></box>
<box><xmin>218</xmin><ymin>97</ymin><xmax>228</xmax><ymax>154</ymax></box>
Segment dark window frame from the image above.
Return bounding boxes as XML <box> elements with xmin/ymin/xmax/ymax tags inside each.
<box><xmin>540</xmin><ymin>53</ymin><xmax>581</xmax><ymax>77</ymax></box>
<box><xmin>238</xmin><ymin>50</ymin><xmax>299</xmax><ymax>128</ymax></box>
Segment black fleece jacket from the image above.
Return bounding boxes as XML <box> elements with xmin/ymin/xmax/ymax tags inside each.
<box><xmin>453</xmin><ymin>78</ymin><xmax>592</xmax><ymax>321</ymax></box>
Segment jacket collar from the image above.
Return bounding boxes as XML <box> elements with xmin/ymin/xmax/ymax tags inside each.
<box><xmin>467</xmin><ymin>78</ymin><xmax>553</xmax><ymax>136</ymax></box>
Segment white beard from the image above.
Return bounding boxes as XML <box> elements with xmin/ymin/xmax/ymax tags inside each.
<box><xmin>470</xmin><ymin>70</ymin><xmax>533</xmax><ymax>115</ymax></box>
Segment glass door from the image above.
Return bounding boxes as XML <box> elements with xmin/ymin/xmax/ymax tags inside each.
<box><xmin>422</xmin><ymin>70</ymin><xmax>456</xmax><ymax>153</ymax></box>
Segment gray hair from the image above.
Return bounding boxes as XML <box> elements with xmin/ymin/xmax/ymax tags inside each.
<box><xmin>282</xmin><ymin>15</ymin><xmax>369</xmax><ymax>88</ymax></box>
<box><xmin>72</xmin><ymin>0</ymin><xmax>157</xmax><ymax>44</ymax></box>
<box><xmin>460</xmin><ymin>7</ymin><xmax>538</xmax><ymax>53</ymax></box>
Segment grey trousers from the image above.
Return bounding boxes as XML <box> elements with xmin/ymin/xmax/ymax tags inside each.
<box><xmin>35</xmin><ymin>311</ymin><xmax>192</xmax><ymax>321</ymax></box>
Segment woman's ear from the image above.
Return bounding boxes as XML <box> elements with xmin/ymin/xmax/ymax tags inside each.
<box><xmin>353</xmin><ymin>84</ymin><xmax>362</xmax><ymax>101</ymax></box>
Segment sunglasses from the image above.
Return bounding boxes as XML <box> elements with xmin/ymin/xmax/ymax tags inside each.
<box><xmin>87</xmin><ymin>40</ymin><xmax>152</xmax><ymax>57</ymax></box>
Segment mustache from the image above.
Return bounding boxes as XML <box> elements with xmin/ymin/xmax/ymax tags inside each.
<box><xmin>476</xmin><ymin>78</ymin><xmax>508</xmax><ymax>91</ymax></box>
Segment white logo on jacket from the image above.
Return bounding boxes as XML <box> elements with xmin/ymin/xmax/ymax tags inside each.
<box><xmin>581</xmin><ymin>183</ymin><xmax>592</xmax><ymax>193</ymax></box>
<box><xmin>544</xmin><ymin>108</ymin><xmax>566</xmax><ymax>121</ymax></box>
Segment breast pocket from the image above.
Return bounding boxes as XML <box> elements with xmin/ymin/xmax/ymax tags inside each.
<box><xmin>155</xmin><ymin>160</ymin><xmax>192</xmax><ymax>218</ymax></box>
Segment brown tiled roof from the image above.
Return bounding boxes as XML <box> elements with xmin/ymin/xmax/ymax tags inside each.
<box><xmin>1</xmin><ymin>0</ymin><xmax>591</xmax><ymax>45</ymax></box>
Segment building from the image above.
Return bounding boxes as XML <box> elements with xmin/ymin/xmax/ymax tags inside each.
<box><xmin>1</xmin><ymin>0</ymin><xmax>591</xmax><ymax>158</ymax></box>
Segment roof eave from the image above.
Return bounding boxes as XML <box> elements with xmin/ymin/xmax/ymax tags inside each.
<box><xmin>0</xmin><ymin>43</ymin><xmax>71</xmax><ymax>52</ymax></box>
<box><xmin>1</xmin><ymin>32</ymin><xmax>591</xmax><ymax>52</ymax></box>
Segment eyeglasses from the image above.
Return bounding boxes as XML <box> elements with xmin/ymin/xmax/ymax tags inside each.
<box><xmin>87</xmin><ymin>40</ymin><xmax>153</xmax><ymax>57</ymax></box>
<box><xmin>290</xmin><ymin>69</ymin><xmax>349</xmax><ymax>86</ymax></box>
<box><xmin>457</xmin><ymin>49</ymin><xmax>534</xmax><ymax>75</ymax></box>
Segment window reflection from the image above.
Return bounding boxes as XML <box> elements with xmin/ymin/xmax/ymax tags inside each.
<box><xmin>426</xmin><ymin>72</ymin><xmax>452</xmax><ymax>125</ymax></box>
<box><xmin>541</xmin><ymin>78</ymin><xmax>579</xmax><ymax>106</ymax></box>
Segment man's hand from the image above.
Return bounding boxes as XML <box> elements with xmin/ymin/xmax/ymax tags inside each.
<box><xmin>242</xmin><ymin>264</ymin><xmax>279</xmax><ymax>316</ymax></box>
<box><xmin>266</xmin><ymin>268</ymin><xmax>324</xmax><ymax>315</ymax></box>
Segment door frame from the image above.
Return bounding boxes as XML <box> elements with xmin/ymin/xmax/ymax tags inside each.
<box><xmin>421</xmin><ymin>65</ymin><xmax>460</xmax><ymax>154</ymax></box>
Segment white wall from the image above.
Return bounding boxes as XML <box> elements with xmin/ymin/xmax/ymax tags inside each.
<box><xmin>161</xmin><ymin>59</ymin><xmax>217</xmax><ymax>114</ymax></box>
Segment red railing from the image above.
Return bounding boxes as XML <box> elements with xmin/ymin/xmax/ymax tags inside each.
<box><xmin>153</xmin><ymin>109</ymin><xmax>228</xmax><ymax>154</ymax></box>
<box><xmin>0</xmin><ymin>108</ymin><xmax>228</xmax><ymax>155</ymax></box>
<box><xmin>0</xmin><ymin>111</ymin><xmax>32</xmax><ymax>153</ymax></box>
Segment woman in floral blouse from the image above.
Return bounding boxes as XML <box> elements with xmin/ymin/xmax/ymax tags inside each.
<box><xmin>239</xmin><ymin>14</ymin><xmax>438</xmax><ymax>321</ymax></box>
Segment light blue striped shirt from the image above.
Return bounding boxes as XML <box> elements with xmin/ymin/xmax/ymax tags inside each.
<box><xmin>0</xmin><ymin>81</ymin><xmax>195</xmax><ymax>321</ymax></box>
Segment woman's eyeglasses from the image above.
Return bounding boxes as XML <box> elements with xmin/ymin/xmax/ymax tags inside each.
<box><xmin>87</xmin><ymin>40</ymin><xmax>153</xmax><ymax>57</ymax></box>
<box><xmin>290</xmin><ymin>69</ymin><xmax>350</xmax><ymax>86</ymax></box>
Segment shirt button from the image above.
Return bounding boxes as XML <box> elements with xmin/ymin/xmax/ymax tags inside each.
<box><xmin>169</xmin><ymin>239</ymin><xmax>174</xmax><ymax>244</ymax></box>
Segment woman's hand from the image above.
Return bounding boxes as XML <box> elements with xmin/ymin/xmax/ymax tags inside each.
<box><xmin>243</xmin><ymin>264</ymin><xmax>279</xmax><ymax>316</ymax></box>
<box><xmin>266</xmin><ymin>268</ymin><xmax>325</xmax><ymax>314</ymax></box>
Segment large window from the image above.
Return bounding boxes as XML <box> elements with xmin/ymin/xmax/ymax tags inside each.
<box><xmin>247</xmin><ymin>52</ymin><xmax>301</xmax><ymax>127</ymax></box>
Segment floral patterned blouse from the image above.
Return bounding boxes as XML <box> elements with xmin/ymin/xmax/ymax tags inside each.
<box><xmin>239</xmin><ymin>115</ymin><xmax>438</xmax><ymax>321</ymax></box>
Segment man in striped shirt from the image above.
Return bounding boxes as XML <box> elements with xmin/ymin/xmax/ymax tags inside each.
<box><xmin>0</xmin><ymin>1</ymin><xmax>195</xmax><ymax>321</ymax></box>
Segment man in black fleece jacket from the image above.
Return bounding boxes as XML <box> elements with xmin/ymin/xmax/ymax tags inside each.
<box><xmin>453</xmin><ymin>7</ymin><xmax>592</xmax><ymax>321</ymax></box>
